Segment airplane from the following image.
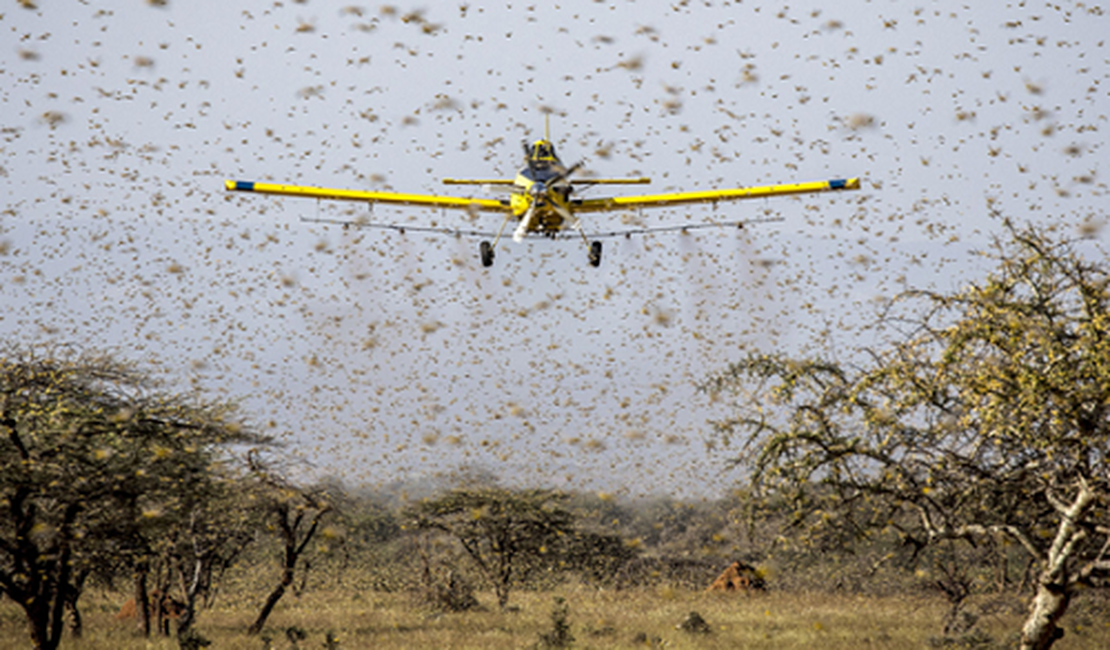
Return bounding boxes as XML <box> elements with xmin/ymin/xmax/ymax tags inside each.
<box><xmin>225</xmin><ymin>118</ymin><xmax>860</xmax><ymax>268</ymax></box>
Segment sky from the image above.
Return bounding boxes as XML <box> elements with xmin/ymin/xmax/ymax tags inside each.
<box><xmin>1</xmin><ymin>0</ymin><xmax>1106</xmax><ymax>499</ymax></box>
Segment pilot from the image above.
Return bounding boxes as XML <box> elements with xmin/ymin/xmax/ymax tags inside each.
<box><xmin>526</xmin><ymin>140</ymin><xmax>557</xmax><ymax>171</ymax></box>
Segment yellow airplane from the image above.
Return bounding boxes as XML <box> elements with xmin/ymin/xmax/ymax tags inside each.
<box><xmin>225</xmin><ymin>119</ymin><xmax>860</xmax><ymax>267</ymax></box>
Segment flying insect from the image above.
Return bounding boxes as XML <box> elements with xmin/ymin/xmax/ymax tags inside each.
<box><xmin>225</xmin><ymin>119</ymin><xmax>860</xmax><ymax>267</ymax></box>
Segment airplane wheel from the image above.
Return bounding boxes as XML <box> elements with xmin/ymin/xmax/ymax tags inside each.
<box><xmin>588</xmin><ymin>241</ymin><xmax>602</xmax><ymax>268</ymax></box>
<box><xmin>480</xmin><ymin>241</ymin><xmax>494</xmax><ymax>267</ymax></box>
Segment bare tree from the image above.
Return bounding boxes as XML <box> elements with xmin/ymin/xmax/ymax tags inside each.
<box><xmin>705</xmin><ymin>222</ymin><xmax>1110</xmax><ymax>650</ymax></box>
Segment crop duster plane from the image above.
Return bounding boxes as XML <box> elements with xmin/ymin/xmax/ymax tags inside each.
<box><xmin>225</xmin><ymin>121</ymin><xmax>860</xmax><ymax>267</ymax></box>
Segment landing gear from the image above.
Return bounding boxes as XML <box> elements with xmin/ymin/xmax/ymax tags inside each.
<box><xmin>479</xmin><ymin>241</ymin><xmax>494</xmax><ymax>267</ymax></box>
<box><xmin>588</xmin><ymin>240</ymin><xmax>603</xmax><ymax>268</ymax></box>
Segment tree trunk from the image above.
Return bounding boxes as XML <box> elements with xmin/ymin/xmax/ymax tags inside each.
<box><xmin>1020</xmin><ymin>580</ymin><xmax>1070</xmax><ymax>650</ymax></box>
<box><xmin>133</xmin><ymin>564</ymin><xmax>151</xmax><ymax>637</ymax></box>
<box><xmin>247</xmin><ymin>501</ymin><xmax>329</xmax><ymax>634</ymax></box>
<box><xmin>26</xmin><ymin>502</ymin><xmax>80</xmax><ymax>650</ymax></box>
<box><xmin>9</xmin><ymin>549</ymin><xmax>67</xmax><ymax>650</ymax></box>
<box><xmin>248</xmin><ymin>573</ymin><xmax>291</xmax><ymax>635</ymax></box>
<box><xmin>1019</xmin><ymin>478</ymin><xmax>1094</xmax><ymax>650</ymax></box>
<box><xmin>496</xmin><ymin>562</ymin><xmax>512</xmax><ymax>610</ymax></box>
<box><xmin>64</xmin><ymin>598</ymin><xmax>83</xmax><ymax>640</ymax></box>
<box><xmin>26</xmin><ymin>601</ymin><xmax>57</xmax><ymax>650</ymax></box>
<box><xmin>155</xmin><ymin>556</ymin><xmax>179</xmax><ymax>637</ymax></box>
<box><xmin>175</xmin><ymin>554</ymin><xmax>205</xmax><ymax>639</ymax></box>
<box><xmin>64</xmin><ymin>578</ymin><xmax>85</xmax><ymax>639</ymax></box>
<box><xmin>20</xmin><ymin>560</ymin><xmax>70</xmax><ymax>650</ymax></box>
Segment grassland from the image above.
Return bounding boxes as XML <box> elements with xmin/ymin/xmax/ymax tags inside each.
<box><xmin>4</xmin><ymin>586</ymin><xmax>1109</xmax><ymax>649</ymax></box>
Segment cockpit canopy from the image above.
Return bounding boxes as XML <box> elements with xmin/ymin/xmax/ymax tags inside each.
<box><xmin>528</xmin><ymin>139</ymin><xmax>558</xmax><ymax>164</ymax></box>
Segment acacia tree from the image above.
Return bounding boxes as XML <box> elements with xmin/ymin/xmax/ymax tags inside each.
<box><xmin>410</xmin><ymin>488</ymin><xmax>575</xmax><ymax>609</ymax></box>
<box><xmin>0</xmin><ymin>346</ymin><xmax>267</xmax><ymax>650</ymax></box>
<box><xmin>705</xmin><ymin>222</ymin><xmax>1110</xmax><ymax>650</ymax></box>
<box><xmin>246</xmin><ymin>454</ymin><xmax>334</xmax><ymax>636</ymax></box>
<box><xmin>117</xmin><ymin>422</ymin><xmax>263</xmax><ymax>640</ymax></box>
<box><xmin>163</xmin><ymin>464</ymin><xmax>262</xmax><ymax>640</ymax></box>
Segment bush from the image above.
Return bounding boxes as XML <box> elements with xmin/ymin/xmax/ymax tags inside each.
<box><xmin>536</xmin><ymin>596</ymin><xmax>574</xmax><ymax>649</ymax></box>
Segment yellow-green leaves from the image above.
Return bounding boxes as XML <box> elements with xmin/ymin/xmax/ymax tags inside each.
<box><xmin>705</xmin><ymin>222</ymin><xmax>1110</xmax><ymax>605</ymax></box>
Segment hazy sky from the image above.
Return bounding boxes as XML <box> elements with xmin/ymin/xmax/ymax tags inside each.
<box><xmin>2</xmin><ymin>1</ymin><xmax>1106</xmax><ymax>498</ymax></box>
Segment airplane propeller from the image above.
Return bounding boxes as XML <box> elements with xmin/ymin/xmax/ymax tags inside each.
<box><xmin>512</xmin><ymin>199</ymin><xmax>538</xmax><ymax>243</ymax></box>
<box><xmin>551</xmin><ymin>161</ymin><xmax>583</xmax><ymax>185</ymax></box>
<box><xmin>542</xmin><ymin>162</ymin><xmax>583</xmax><ymax>229</ymax></box>
<box><xmin>513</xmin><ymin>160</ymin><xmax>584</xmax><ymax>241</ymax></box>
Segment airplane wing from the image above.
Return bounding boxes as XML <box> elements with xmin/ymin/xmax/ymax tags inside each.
<box><xmin>572</xmin><ymin>177</ymin><xmax>860</xmax><ymax>212</ymax></box>
<box><xmin>225</xmin><ymin>180</ymin><xmax>510</xmax><ymax>212</ymax></box>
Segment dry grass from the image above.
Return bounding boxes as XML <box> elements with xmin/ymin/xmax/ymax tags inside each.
<box><xmin>3</xmin><ymin>586</ymin><xmax>1108</xmax><ymax>649</ymax></box>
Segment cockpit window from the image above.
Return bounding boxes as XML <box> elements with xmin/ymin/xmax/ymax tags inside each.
<box><xmin>530</xmin><ymin>140</ymin><xmax>556</xmax><ymax>162</ymax></box>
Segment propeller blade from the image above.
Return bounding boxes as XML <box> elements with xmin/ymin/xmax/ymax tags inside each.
<box><xmin>548</xmin><ymin>161</ymin><xmax>583</xmax><ymax>187</ymax></box>
<box><xmin>535</xmin><ymin>163</ymin><xmax>581</xmax><ymax>231</ymax></box>
<box><xmin>522</xmin><ymin>139</ymin><xmax>536</xmax><ymax>176</ymax></box>
<box><xmin>512</xmin><ymin>202</ymin><xmax>536</xmax><ymax>243</ymax></box>
<box><xmin>552</xmin><ymin>201</ymin><xmax>580</xmax><ymax>232</ymax></box>
<box><xmin>482</xmin><ymin>183</ymin><xmax>518</xmax><ymax>195</ymax></box>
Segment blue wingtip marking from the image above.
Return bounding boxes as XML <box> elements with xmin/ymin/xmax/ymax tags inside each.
<box><xmin>829</xmin><ymin>179</ymin><xmax>847</xmax><ymax>189</ymax></box>
<box><xmin>236</xmin><ymin>181</ymin><xmax>255</xmax><ymax>191</ymax></box>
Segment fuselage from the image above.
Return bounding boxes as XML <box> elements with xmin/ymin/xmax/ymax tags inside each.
<box><xmin>508</xmin><ymin>138</ymin><xmax>576</xmax><ymax>235</ymax></box>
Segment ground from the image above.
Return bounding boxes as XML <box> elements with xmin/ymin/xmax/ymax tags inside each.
<box><xmin>3</xmin><ymin>587</ymin><xmax>1109</xmax><ymax>649</ymax></box>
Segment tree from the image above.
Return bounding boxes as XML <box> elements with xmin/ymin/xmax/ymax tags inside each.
<box><xmin>162</xmin><ymin>467</ymin><xmax>260</xmax><ymax>640</ymax></box>
<box><xmin>123</xmin><ymin>421</ymin><xmax>263</xmax><ymax>641</ymax></box>
<box><xmin>246</xmin><ymin>455</ymin><xmax>334</xmax><ymax>635</ymax></box>
<box><xmin>704</xmin><ymin>222</ymin><xmax>1110</xmax><ymax>650</ymax></box>
<box><xmin>557</xmin><ymin>528</ymin><xmax>637</xmax><ymax>586</ymax></box>
<box><xmin>409</xmin><ymin>487</ymin><xmax>575</xmax><ymax>609</ymax></box>
<box><xmin>0</xmin><ymin>345</ymin><xmax>267</xmax><ymax>650</ymax></box>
